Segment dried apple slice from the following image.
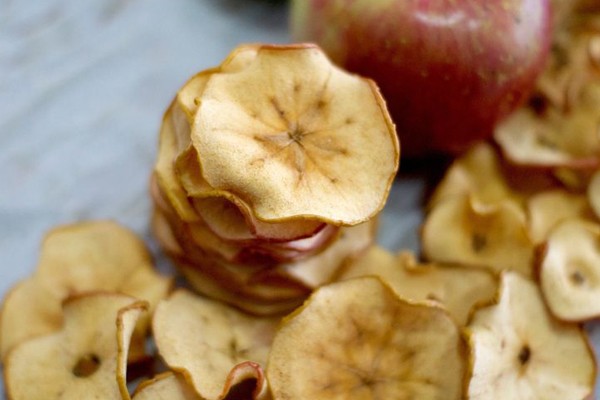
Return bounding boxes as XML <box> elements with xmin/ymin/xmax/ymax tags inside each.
<box><xmin>5</xmin><ymin>292</ymin><xmax>147</xmax><ymax>400</ymax></box>
<box><xmin>538</xmin><ymin>218</ymin><xmax>600</xmax><ymax>321</ymax></box>
<box><xmin>178</xmin><ymin>264</ymin><xmax>305</xmax><ymax>316</ymax></box>
<box><xmin>495</xmin><ymin>81</ymin><xmax>600</xmax><ymax>170</ymax></box>
<box><xmin>280</xmin><ymin>220</ymin><xmax>375</xmax><ymax>288</ymax></box>
<box><xmin>587</xmin><ymin>169</ymin><xmax>600</xmax><ymax>219</ymax></box>
<box><xmin>191</xmin><ymin>44</ymin><xmax>399</xmax><ymax>225</ymax></box>
<box><xmin>152</xmin><ymin>290</ymin><xmax>276</xmax><ymax>399</ymax></box>
<box><xmin>526</xmin><ymin>190</ymin><xmax>593</xmax><ymax>244</ymax></box>
<box><xmin>0</xmin><ymin>221</ymin><xmax>172</xmax><ymax>360</ymax></box>
<box><xmin>154</xmin><ymin>106</ymin><xmax>200</xmax><ymax>222</ymax></box>
<box><xmin>175</xmin><ymin>147</ymin><xmax>326</xmax><ymax>242</ymax></box>
<box><xmin>133</xmin><ymin>372</ymin><xmax>199</xmax><ymax>400</ymax></box>
<box><xmin>422</xmin><ymin>195</ymin><xmax>534</xmax><ymax>277</ymax></box>
<box><xmin>429</xmin><ymin>143</ymin><xmax>516</xmax><ymax>208</ymax></box>
<box><xmin>465</xmin><ymin>272</ymin><xmax>596</xmax><ymax>400</ymax></box>
<box><xmin>336</xmin><ymin>246</ymin><xmax>497</xmax><ymax>326</ymax></box>
<box><xmin>267</xmin><ymin>276</ymin><xmax>465</xmax><ymax>400</ymax></box>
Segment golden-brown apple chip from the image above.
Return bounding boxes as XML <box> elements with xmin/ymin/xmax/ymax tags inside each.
<box><xmin>267</xmin><ymin>277</ymin><xmax>465</xmax><ymax>400</ymax></box>
<box><xmin>191</xmin><ymin>44</ymin><xmax>399</xmax><ymax>225</ymax></box>
<box><xmin>5</xmin><ymin>292</ymin><xmax>147</xmax><ymax>400</ymax></box>
<box><xmin>465</xmin><ymin>272</ymin><xmax>596</xmax><ymax>400</ymax></box>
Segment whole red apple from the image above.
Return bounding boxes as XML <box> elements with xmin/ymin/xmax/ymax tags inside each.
<box><xmin>291</xmin><ymin>0</ymin><xmax>552</xmax><ymax>157</ymax></box>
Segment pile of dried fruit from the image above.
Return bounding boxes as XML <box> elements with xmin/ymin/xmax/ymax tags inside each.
<box><xmin>3</xmin><ymin>6</ymin><xmax>600</xmax><ymax>399</ymax></box>
<box><xmin>150</xmin><ymin>43</ymin><xmax>399</xmax><ymax>316</ymax></box>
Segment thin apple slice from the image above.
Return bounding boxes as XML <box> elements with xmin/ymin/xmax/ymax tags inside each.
<box><xmin>495</xmin><ymin>81</ymin><xmax>600</xmax><ymax>170</ymax></box>
<box><xmin>178</xmin><ymin>264</ymin><xmax>305</xmax><ymax>316</ymax></box>
<box><xmin>280</xmin><ymin>220</ymin><xmax>375</xmax><ymax>289</ymax></box>
<box><xmin>465</xmin><ymin>272</ymin><xmax>596</xmax><ymax>400</ymax></box>
<box><xmin>422</xmin><ymin>195</ymin><xmax>534</xmax><ymax>277</ymax></box>
<box><xmin>526</xmin><ymin>190</ymin><xmax>593</xmax><ymax>244</ymax></box>
<box><xmin>133</xmin><ymin>372</ymin><xmax>199</xmax><ymax>400</ymax></box>
<box><xmin>429</xmin><ymin>142</ymin><xmax>516</xmax><ymax>208</ymax></box>
<box><xmin>192</xmin><ymin>195</ymin><xmax>326</xmax><ymax>243</ymax></box>
<box><xmin>538</xmin><ymin>218</ymin><xmax>600</xmax><ymax>321</ymax></box>
<box><xmin>176</xmin><ymin>146</ymin><xmax>327</xmax><ymax>242</ymax></box>
<box><xmin>336</xmin><ymin>246</ymin><xmax>497</xmax><ymax>326</ymax></box>
<box><xmin>5</xmin><ymin>292</ymin><xmax>147</xmax><ymax>400</ymax></box>
<box><xmin>267</xmin><ymin>276</ymin><xmax>465</xmax><ymax>400</ymax></box>
<box><xmin>152</xmin><ymin>290</ymin><xmax>276</xmax><ymax>400</ymax></box>
<box><xmin>154</xmin><ymin>106</ymin><xmax>200</xmax><ymax>222</ymax></box>
<box><xmin>191</xmin><ymin>44</ymin><xmax>399</xmax><ymax>225</ymax></box>
<box><xmin>587</xmin><ymin>169</ymin><xmax>600</xmax><ymax>219</ymax></box>
<box><xmin>0</xmin><ymin>221</ymin><xmax>172</xmax><ymax>361</ymax></box>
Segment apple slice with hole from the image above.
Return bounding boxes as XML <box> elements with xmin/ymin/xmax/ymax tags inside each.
<box><xmin>465</xmin><ymin>271</ymin><xmax>596</xmax><ymax>400</ymax></box>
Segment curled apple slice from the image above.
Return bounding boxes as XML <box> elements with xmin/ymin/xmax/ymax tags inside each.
<box><xmin>539</xmin><ymin>218</ymin><xmax>600</xmax><ymax>321</ymax></box>
<box><xmin>5</xmin><ymin>292</ymin><xmax>147</xmax><ymax>400</ymax></box>
<box><xmin>422</xmin><ymin>195</ymin><xmax>534</xmax><ymax>277</ymax></box>
<box><xmin>267</xmin><ymin>277</ymin><xmax>465</xmax><ymax>400</ymax></box>
<box><xmin>526</xmin><ymin>190</ymin><xmax>593</xmax><ymax>244</ymax></box>
<box><xmin>152</xmin><ymin>290</ymin><xmax>276</xmax><ymax>400</ymax></box>
<box><xmin>465</xmin><ymin>272</ymin><xmax>596</xmax><ymax>400</ymax></box>
<box><xmin>176</xmin><ymin>145</ymin><xmax>327</xmax><ymax>242</ymax></box>
<box><xmin>0</xmin><ymin>221</ymin><xmax>172</xmax><ymax>361</ymax></box>
<box><xmin>495</xmin><ymin>81</ymin><xmax>600</xmax><ymax>170</ymax></box>
<box><xmin>337</xmin><ymin>246</ymin><xmax>497</xmax><ymax>326</ymax></box>
<box><xmin>191</xmin><ymin>44</ymin><xmax>399</xmax><ymax>225</ymax></box>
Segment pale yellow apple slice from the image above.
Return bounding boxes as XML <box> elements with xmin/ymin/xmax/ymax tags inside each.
<box><xmin>336</xmin><ymin>246</ymin><xmax>497</xmax><ymax>326</ymax></box>
<box><xmin>538</xmin><ymin>218</ymin><xmax>600</xmax><ymax>321</ymax></box>
<box><xmin>429</xmin><ymin>142</ymin><xmax>516</xmax><ymax>208</ymax></box>
<box><xmin>5</xmin><ymin>292</ymin><xmax>147</xmax><ymax>400</ymax></box>
<box><xmin>526</xmin><ymin>190</ymin><xmax>593</xmax><ymax>244</ymax></box>
<box><xmin>422</xmin><ymin>195</ymin><xmax>534</xmax><ymax>277</ymax></box>
<box><xmin>0</xmin><ymin>221</ymin><xmax>172</xmax><ymax>361</ymax></box>
<box><xmin>133</xmin><ymin>372</ymin><xmax>200</xmax><ymax>400</ymax></box>
<box><xmin>267</xmin><ymin>276</ymin><xmax>465</xmax><ymax>400</ymax></box>
<box><xmin>465</xmin><ymin>271</ymin><xmax>596</xmax><ymax>400</ymax></box>
<box><xmin>191</xmin><ymin>43</ymin><xmax>399</xmax><ymax>225</ymax></box>
<box><xmin>495</xmin><ymin>81</ymin><xmax>600</xmax><ymax>169</ymax></box>
<box><xmin>152</xmin><ymin>290</ymin><xmax>276</xmax><ymax>400</ymax></box>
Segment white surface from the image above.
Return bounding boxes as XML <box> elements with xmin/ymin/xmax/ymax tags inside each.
<box><xmin>0</xmin><ymin>1</ymin><xmax>597</xmax><ymax>399</ymax></box>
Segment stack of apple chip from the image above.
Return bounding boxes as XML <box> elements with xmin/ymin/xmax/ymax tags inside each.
<box><xmin>150</xmin><ymin>43</ymin><xmax>399</xmax><ymax>315</ymax></box>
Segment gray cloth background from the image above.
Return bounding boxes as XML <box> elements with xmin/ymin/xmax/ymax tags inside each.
<box><xmin>0</xmin><ymin>0</ymin><xmax>597</xmax><ymax>397</ymax></box>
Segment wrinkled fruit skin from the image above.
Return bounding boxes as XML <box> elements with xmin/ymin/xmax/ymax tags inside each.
<box><xmin>291</xmin><ymin>0</ymin><xmax>552</xmax><ymax>157</ymax></box>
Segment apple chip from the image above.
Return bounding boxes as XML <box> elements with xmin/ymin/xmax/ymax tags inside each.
<box><xmin>336</xmin><ymin>246</ymin><xmax>497</xmax><ymax>326</ymax></box>
<box><xmin>0</xmin><ymin>221</ymin><xmax>172</xmax><ymax>360</ymax></box>
<box><xmin>539</xmin><ymin>218</ymin><xmax>600</xmax><ymax>321</ymax></box>
<box><xmin>175</xmin><ymin>147</ymin><xmax>326</xmax><ymax>242</ymax></box>
<box><xmin>465</xmin><ymin>272</ymin><xmax>596</xmax><ymax>400</ymax></box>
<box><xmin>429</xmin><ymin>142</ymin><xmax>516</xmax><ymax>208</ymax></box>
<box><xmin>587</xmin><ymin>169</ymin><xmax>600</xmax><ymax>219</ymax></box>
<box><xmin>267</xmin><ymin>277</ymin><xmax>465</xmax><ymax>400</ymax></box>
<box><xmin>526</xmin><ymin>190</ymin><xmax>593</xmax><ymax>244</ymax></box>
<box><xmin>5</xmin><ymin>292</ymin><xmax>147</xmax><ymax>400</ymax></box>
<box><xmin>152</xmin><ymin>290</ymin><xmax>276</xmax><ymax>399</ymax></box>
<box><xmin>191</xmin><ymin>44</ymin><xmax>399</xmax><ymax>225</ymax></box>
<box><xmin>422</xmin><ymin>195</ymin><xmax>534</xmax><ymax>277</ymax></box>
<box><xmin>133</xmin><ymin>372</ymin><xmax>199</xmax><ymax>400</ymax></box>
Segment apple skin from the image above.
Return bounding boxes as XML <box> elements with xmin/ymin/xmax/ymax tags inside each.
<box><xmin>291</xmin><ymin>0</ymin><xmax>552</xmax><ymax>157</ymax></box>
